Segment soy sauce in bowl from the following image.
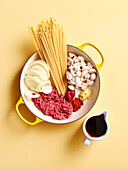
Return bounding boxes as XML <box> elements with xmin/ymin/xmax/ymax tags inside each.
<box><xmin>86</xmin><ymin>114</ymin><xmax>107</xmax><ymax>137</ymax></box>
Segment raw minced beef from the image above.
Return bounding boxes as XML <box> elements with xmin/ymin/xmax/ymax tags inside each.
<box><xmin>31</xmin><ymin>88</ymin><xmax>73</xmax><ymax>120</ymax></box>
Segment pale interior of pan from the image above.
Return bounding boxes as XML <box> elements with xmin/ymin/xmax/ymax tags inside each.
<box><xmin>20</xmin><ymin>45</ymin><xmax>100</xmax><ymax>124</ymax></box>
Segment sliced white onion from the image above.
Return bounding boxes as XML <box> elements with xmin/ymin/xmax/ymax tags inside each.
<box><xmin>36</xmin><ymin>81</ymin><xmax>52</xmax><ymax>94</ymax></box>
<box><xmin>30</xmin><ymin>65</ymin><xmax>48</xmax><ymax>79</ymax></box>
<box><xmin>24</xmin><ymin>60</ymin><xmax>52</xmax><ymax>94</ymax></box>
<box><xmin>30</xmin><ymin>60</ymin><xmax>50</xmax><ymax>78</ymax></box>
<box><xmin>24</xmin><ymin>76</ymin><xmax>42</xmax><ymax>91</ymax></box>
<box><xmin>26</xmin><ymin>69</ymin><xmax>48</xmax><ymax>82</ymax></box>
<box><xmin>24</xmin><ymin>90</ymin><xmax>40</xmax><ymax>99</ymax></box>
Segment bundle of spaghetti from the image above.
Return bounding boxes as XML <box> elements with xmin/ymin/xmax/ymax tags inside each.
<box><xmin>28</xmin><ymin>18</ymin><xmax>67</xmax><ymax>94</ymax></box>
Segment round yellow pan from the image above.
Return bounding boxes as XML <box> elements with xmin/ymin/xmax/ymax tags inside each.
<box><xmin>16</xmin><ymin>42</ymin><xmax>104</xmax><ymax>125</ymax></box>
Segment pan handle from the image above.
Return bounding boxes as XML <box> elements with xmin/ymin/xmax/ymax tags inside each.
<box><xmin>77</xmin><ymin>42</ymin><xmax>104</xmax><ymax>71</ymax></box>
<box><xmin>15</xmin><ymin>96</ymin><xmax>43</xmax><ymax>125</ymax></box>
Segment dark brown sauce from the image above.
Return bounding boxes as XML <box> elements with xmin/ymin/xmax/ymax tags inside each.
<box><xmin>86</xmin><ymin>114</ymin><xmax>107</xmax><ymax>137</ymax></box>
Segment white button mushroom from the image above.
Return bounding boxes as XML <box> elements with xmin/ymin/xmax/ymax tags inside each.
<box><xmin>87</xmin><ymin>62</ymin><xmax>93</xmax><ymax>68</ymax></box>
<box><xmin>68</xmin><ymin>53</ymin><xmax>76</xmax><ymax>58</ymax></box>
<box><xmin>84</xmin><ymin>66</ymin><xmax>90</xmax><ymax>71</ymax></box>
<box><xmin>90</xmin><ymin>73</ymin><xmax>96</xmax><ymax>80</ymax></box>
<box><xmin>75</xmin><ymin>81</ymin><xmax>82</xmax><ymax>88</ymax></box>
<box><xmin>87</xmin><ymin>80</ymin><xmax>94</xmax><ymax>86</ymax></box>
<box><xmin>80</xmin><ymin>77</ymin><xmax>84</xmax><ymax>81</ymax></box>
<box><xmin>72</xmin><ymin>77</ymin><xmax>76</xmax><ymax>82</ymax></box>
<box><xmin>67</xmin><ymin>57</ymin><xmax>73</xmax><ymax>66</ymax></box>
<box><xmin>67</xmin><ymin>53</ymin><xmax>97</xmax><ymax>90</ymax></box>
<box><xmin>76</xmin><ymin>71</ymin><xmax>81</xmax><ymax>77</ymax></box>
<box><xmin>68</xmin><ymin>80</ymin><xmax>72</xmax><ymax>85</ymax></box>
<box><xmin>68</xmin><ymin>80</ymin><xmax>75</xmax><ymax>85</ymax></box>
<box><xmin>73</xmin><ymin>57</ymin><xmax>80</xmax><ymax>63</ymax></box>
<box><xmin>90</xmin><ymin>68</ymin><xmax>96</xmax><ymax>73</ymax></box>
<box><xmin>66</xmin><ymin>71</ymin><xmax>72</xmax><ymax>80</ymax></box>
<box><xmin>80</xmin><ymin>60</ymin><xmax>86</xmax><ymax>67</ymax></box>
<box><xmin>81</xmin><ymin>83</ymin><xmax>88</xmax><ymax>90</ymax></box>
<box><xmin>84</xmin><ymin>73</ymin><xmax>90</xmax><ymax>79</ymax></box>
<box><xmin>71</xmin><ymin>70</ymin><xmax>77</xmax><ymax>77</ymax></box>
<box><xmin>70</xmin><ymin>70</ymin><xmax>76</xmax><ymax>76</ymax></box>
<box><xmin>74</xmin><ymin>64</ymin><xmax>80</xmax><ymax>71</ymax></box>
<box><xmin>78</xmin><ymin>56</ymin><xmax>85</xmax><ymax>61</ymax></box>
<box><xmin>75</xmin><ymin>84</ymin><xmax>79</xmax><ymax>89</ymax></box>
<box><xmin>82</xmin><ymin>70</ymin><xmax>88</xmax><ymax>77</ymax></box>
<box><xmin>68</xmin><ymin>65</ymin><xmax>73</xmax><ymax>73</ymax></box>
<box><xmin>68</xmin><ymin>85</ymin><xmax>75</xmax><ymax>90</ymax></box>
<box><xmin>75</xmin><ymin>76</ymin><xmax>80</xmax><ymax>84</ymax></box>
<box><xmin>75</xmin><ymin>62</ymin><xmax>80</xmax><ymax>66</ymax></box>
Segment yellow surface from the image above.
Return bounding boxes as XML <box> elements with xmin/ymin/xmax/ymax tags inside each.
<box><xmin>0</xmin><ymin>0</ymin><xmax>128</xmax><ymax>169</ymax></box>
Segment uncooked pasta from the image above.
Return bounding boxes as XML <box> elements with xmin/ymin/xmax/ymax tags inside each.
<box><xmin>28</xmin><ymin>18</ymin><xmax>67</xmax><ymax>94</ymax></box>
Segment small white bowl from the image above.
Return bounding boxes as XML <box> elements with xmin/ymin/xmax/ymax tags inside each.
<box><xmin>83</xmin><ymin>109</ymin><xmax>110</xmax><ymax>146</ymax></box>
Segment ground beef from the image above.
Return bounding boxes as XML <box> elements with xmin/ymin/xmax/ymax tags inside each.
<box><xmin>31</xmin><ymin>88</ymin><xmax>73</xmax><ymax>120</ymax></box>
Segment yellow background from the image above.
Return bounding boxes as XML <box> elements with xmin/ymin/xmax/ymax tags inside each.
<box><xmin>1</xmin><ymin>0</ymin><xmax>128</xmax><ymax>169</ymax></box>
